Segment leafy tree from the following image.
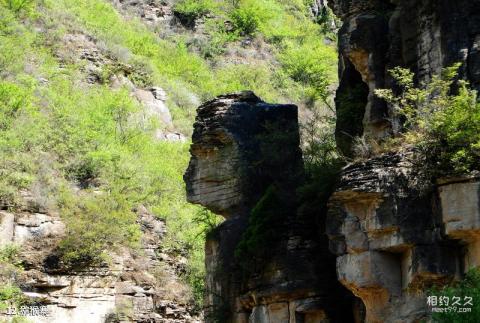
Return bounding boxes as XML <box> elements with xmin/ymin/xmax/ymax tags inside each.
<box><xmin>375</xmin><ymin>64</ymin><xmax>480</xmax><ymax>173</ymax></box>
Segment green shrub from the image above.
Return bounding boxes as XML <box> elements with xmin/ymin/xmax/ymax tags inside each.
<box><xmin>196</xmin><ymin>18</ymin><xmax>238</xmax><ymax>58</ymax></box>
<box><xmin>0</xmin><ymin>244</ymin><xmax>21</xmax><ymax>267</ymax></box>
<box><xmin>230</xmin><ymin>5</ymin><xmax>261</xmax><ymax>35</ymax></box>
<box><xmin>0</xmin><ymin>81</ymin><xmax>30</xmax><ymax>130</ymax></box>
<box><xmin>0</xmin><ymin>244</ymin><xmax>24</xmax><ymax>313</ymax></box>
<box><xmin>235</xmin><ymin>185</ymin><xmax>287</xmax><ymax>271</ymax></box>
<box><xmin>0</xmin><ymin>81</ymin><xmax>40</xmax><ymax>209</ymax></box>
<box><xmin>0</xmin><ymin>6</ymin><xmax>38</xmax><ymax>76</ymax></box>
<box><xmin>430</xmin><ymin>269</ymin><xmax>480</xmax><ymax>322</ymax></box>
<box><xmin>182</xmin><ymin>207</ymin><xmax>221</xmax><ymax>307</ymax></box>
<box><xmin>174</xmin><ymin>0</ymin><xmax>216</xmax><ymax>27</ymax></box>
<box><xmin>375</xmin><ymin>64</ymin><xmax>480</xmax><ymax>173</ymax></box>
<box><xmin>193</xmin><ymin>207</ymin><xmax>222</xmax><ymax>238</ymax></box>
<box><xmin>0</xmin><ymin>284</ymin><xmax>24</xmax><ymax>311</ymax></box>
<box><xmin>58</xmin><ymin>192</ymin><xmax>141</xmax><ymax>266</ymax></box>
<box><xmin>229</xmin><ymin>0</ymin><xmax>279</xmax><ymax>36</ymax></box>
<box><xmin>279</xmin><ymin>38</ymin><xmax>337</xmax><ymax>104</ymax></box>
<box><xmin>1</xmin><ymin>0</ymin><xmax>34</xmax><ymax>15</ymax></box>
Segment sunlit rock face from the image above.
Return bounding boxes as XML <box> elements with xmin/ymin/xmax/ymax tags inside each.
<box><xmin>438</xmin><ymin>178</ymin><xmax>480</xmax><ymax>269</ymax></box>
<box><xmin>326</xmin><ymin>150</ymin><xmax>480</xmax><ymax>322</ymax></box>
<box><xmin>331</xmin><ymin>0</ymin><xmax>480</xmax><ymax>155</ymax></box>
<box><xmin>185</xmin><ymin>92</ymin><xmax>355</xmax><ymax>323</ymax></box>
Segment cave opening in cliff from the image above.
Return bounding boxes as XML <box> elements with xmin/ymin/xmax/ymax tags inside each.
<box><xmin>334</xmin><ymin>58</ymin><xmax>369</xmax><ymax>157</ymax></box>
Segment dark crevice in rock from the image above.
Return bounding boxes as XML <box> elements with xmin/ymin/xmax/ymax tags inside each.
<box><xmin>335</xmin><ymin>58</ymin><xmax>369</xmax><ymax>156</ymax></box>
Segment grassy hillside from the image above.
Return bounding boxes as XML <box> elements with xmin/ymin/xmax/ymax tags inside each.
<box><xmin>0</xmin><ymin>0</ymin><xmax>337</xmax><ymax>309</ymax></box>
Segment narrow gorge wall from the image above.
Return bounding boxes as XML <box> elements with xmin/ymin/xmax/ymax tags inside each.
<box><xmin>327</xmin><ymin>0</ymin><xmax>480</xmax><ymax>322</ymax></box>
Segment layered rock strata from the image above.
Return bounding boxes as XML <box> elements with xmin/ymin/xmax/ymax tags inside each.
<box><xmin>328</xmin><ymin>1</ymin><xmax>480</xmax><ymax>320</ymax></box>
<box><xmin>0</xmin><ymin>205</ymin><xmax>200</xmax><ymax>323</ymax></box>
<box><xmin>326</xmin><ymin>150</ymin><xmax>480</xmax><ymax>322</ymax></box>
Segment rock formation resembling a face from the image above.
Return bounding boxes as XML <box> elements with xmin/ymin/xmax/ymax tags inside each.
<box><xmin>184</xmin><ymin>91</ymin><xmax>303</xmax><ymax>219</ymax></box>
<box><xmin>185</xmin><ymin>127</ymin><xmax>242</xmax><ymax>217</ymax></box>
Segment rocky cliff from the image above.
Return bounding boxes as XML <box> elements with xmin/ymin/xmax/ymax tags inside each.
<box><xmin>0</xmin><ymin>204</ymin><xmax>200</xmax><ymax>323</ymax></box>
<box><xmin>326</xmin><ymin>151</ymin><xmax>480</xmax><ymax>322</ymax></box>
<box><xmin>184</xmin><ymin>93</ymin><xmax>477</xmax><ymax>322</ymax></box>
<box><xmin>184</xmin><ymin>92</ymin><xmax>355</xmax><ymax>323</ymax></box>
<box><xmin>184</xmin><ymin>1</ymin><xmax>480</xmax><ymax>323</ymax></box>
<box><xmin>327</xmin><ymin>0</ymin><xmax>480</xmax><ymax>322</ymax></box>
<box><xmin>332</xmin><ymin>0</ymin><xmax>480</xmax><ymax>155</ymax></box>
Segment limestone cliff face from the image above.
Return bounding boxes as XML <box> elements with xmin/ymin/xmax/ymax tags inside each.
<box><xmin>326</xmin><ymin>150</ymin><xmax>480</xmax><ymax>322</ymax></box>
<box><xmin>332</xmin><ymin>0</ymin><xmax>480</xmax><ymax>155</ymax></box>
<box><xmin>185</xmin><ymin>95</ymin><xmax>480</xmax><ymax>323</ymax></box>
<box><xmin>185</xmin><ymin>92</ymin><xmax>354</xmax><ymax>323</ymax></box>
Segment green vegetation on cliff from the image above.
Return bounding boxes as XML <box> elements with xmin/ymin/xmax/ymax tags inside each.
<box><xmin>47</xmin><ymin>0</ymin><xmax>337</xmax><ymax>115</ymax></box>
<box><xmin>0</xmin><ymin>0</ymin><xmax>337</xmax><ymax>309</ymax></box>
<box><xmin>235</xmin><ymin>185</ymin><xmax>287</xmax><ymax>267</ymax></box>
<box><xmin>431</xmin><ymin>269</ymin><xmax>480</xmax><ymax>323</ymax></box>
<box><xmin>375</xmin><ymin>65</ymin><xmax>480</xmax><ymax>173</ymax></box>
<box><xmin>0</xmin><ymin>244</ymin><xmax>24</xmax><ymax>312</ymax></box>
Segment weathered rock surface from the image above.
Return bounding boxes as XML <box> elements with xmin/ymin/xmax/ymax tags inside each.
<box><xmin>326</xmin><ymin>150</ymin><xmax>480</xmax><ymax>322</ymax></box>
<box><xmin>332</xmin><ymin>0</ymin><xmax>480</xmax><ymax>155</ymax></box>
<box><xmin>438</xmin><ymin>177</ymin><xmax>480</xmax><ymax>270</ymax></box>
<box><xmin>185</xmin><ymin>92</ymin><xmax>355</xmax><ymax>323</ymax></box>
<box><xmin>0</xmin><ymin>207</ymin><xmax>200</xmax><ymax>323</ymax></box>
<box><xmin>185</xmin><ymin>91</ymin><xmax>303</xmax><ymax>218</ymax></box>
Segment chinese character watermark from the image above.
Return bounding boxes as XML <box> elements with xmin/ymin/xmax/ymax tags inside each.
<box><xmin>4</xmin><ymin>305</ymin><xmax>50</xmax><ymax>317</ymax></box>
<box><xmin>427</xmin><ymin>295</ymin><xmax>473</xmax><ymax>313</ymax></box>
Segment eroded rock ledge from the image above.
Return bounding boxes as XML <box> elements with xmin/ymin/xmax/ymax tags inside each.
<box><xmin>328</xmin><ymin>1</ymin><xmax>480</xmax><ymax>320</ymax></box>
<box><xmin>185</xmin><ymin>92</ymin><xmax>354</xmax><ymax>323</ymax></box>
<box><xmin>326</xmin><ymin>150</ymin><xmax>480</xmax><ymax>322</ymax></box>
